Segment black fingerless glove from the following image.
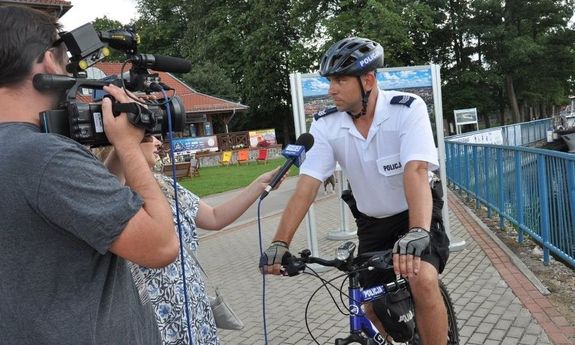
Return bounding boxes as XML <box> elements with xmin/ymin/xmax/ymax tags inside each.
<box><xmin>392</xmin><ymin>228</ymin><xmax>430</xmax><ymax>257</ymax></box>
<box><xmin>259</xmin><ymin>241</ymin><xmax>291</xmax><ymax>268</ymax></box>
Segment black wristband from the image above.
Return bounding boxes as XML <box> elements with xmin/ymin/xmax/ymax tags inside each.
<box><xmin>409</xmin><ymin>227</ymin><xmax>428</xmax><ymax>233</ymax></box>
<box><xmin>271</xmin><ymin>240</ymin><xmax>289</xmax><ymax>248</ymax></box>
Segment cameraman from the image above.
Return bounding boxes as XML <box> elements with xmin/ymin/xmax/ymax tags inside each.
<box><xmin>0</xmin><ymin>5</ymin><xmax>178</xmax><ymax>344</ymax></box>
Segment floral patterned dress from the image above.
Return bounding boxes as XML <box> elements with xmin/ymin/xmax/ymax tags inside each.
<box><xmin>139</xmin><ymin>173</ymin><xmax>220</xmax><ymax>345</ymax></box>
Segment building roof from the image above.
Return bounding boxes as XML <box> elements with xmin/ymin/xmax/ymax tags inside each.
<box><xmin>93</xmin><ymin>63</ymin><xmax>248</xmax><ymax>114</ymax></box>
<box><xmin>0</xmin><ymin>0</ymin><xmax>72</xmax><ymax>17</ymax></box>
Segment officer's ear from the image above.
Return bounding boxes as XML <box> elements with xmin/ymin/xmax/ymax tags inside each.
<box><xmin>361</xmin><ymin>71</ymin><xmax>377</xmax><ymax>91</ymax></box>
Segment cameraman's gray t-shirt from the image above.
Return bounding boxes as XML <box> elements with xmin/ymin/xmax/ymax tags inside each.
<box><xmin>0</xmin><ymin>123</ymin><xmax>161</xmax><ymax>345</ymax></box>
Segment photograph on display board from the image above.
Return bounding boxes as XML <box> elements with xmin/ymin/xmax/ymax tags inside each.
<box><xmin>248</xmin><ymin>129</ymin><xmax>277</xmax><ymax>148</ymax></box>
<box><xmin>300</xmin><ymin>66</ymin><xmax>437</xmax><ymax>144</ymax></box>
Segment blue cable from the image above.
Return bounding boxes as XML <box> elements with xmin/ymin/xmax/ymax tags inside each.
<box><xmin>159</xmin><ymin>86</ymin><xmax>193</xmax><ymax>343</ymax></box>
<box><xmin>256</xmin><ymin>198</ymin><xmax>269</xmax><ymax>344</ymax></box>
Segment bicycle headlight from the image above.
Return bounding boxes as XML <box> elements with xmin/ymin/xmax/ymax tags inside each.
<box><xmin>335</xmin><ymin>241</ymin><xmax>356</xmax><ymax>261</ymax></box>
<box><xmin>336</xmin><ymin>247</ymin><xmax>351</xmax><ymax>261</ymax></box>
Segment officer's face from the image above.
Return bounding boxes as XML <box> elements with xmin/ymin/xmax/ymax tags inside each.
<box><xmin>327</xmin><ymin>75</ymin><xmax>363</xmax><ymax>113</ymax></box>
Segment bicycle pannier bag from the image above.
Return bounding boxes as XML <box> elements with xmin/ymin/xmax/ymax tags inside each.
<box><xmin>373</xmin><ymin>285</ymin><xmax>415</xmax><ymax>342</ymax></box>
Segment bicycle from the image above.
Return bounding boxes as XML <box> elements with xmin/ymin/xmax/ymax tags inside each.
<box><xmin>282</xmin><ymin>241</ymin><xmax>459</xmax><ymax>345</ymax></box>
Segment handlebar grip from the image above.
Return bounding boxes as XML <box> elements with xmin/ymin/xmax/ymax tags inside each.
<box><xmin>282</xmin><ymin>255</ymin><xmax>306</xmax><ymax>276</ymax></box>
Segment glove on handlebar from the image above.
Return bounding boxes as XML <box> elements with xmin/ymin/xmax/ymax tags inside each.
<box><xmin>259</xmin><ymin>241</ymin><xmax>291</xmax><ymax>268</ymax></box>
<box><xmin>392</xmin><ymin>228</ymin><xmax>430</xmax><ymax>256</ymax></box>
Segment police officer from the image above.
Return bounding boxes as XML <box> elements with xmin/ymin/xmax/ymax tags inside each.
<box><xmin>260</xmin><ymin>37</ymin><xmax>450</xmax><ymax>345</ymax></box>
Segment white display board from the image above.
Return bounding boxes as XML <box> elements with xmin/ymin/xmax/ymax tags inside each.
<box><xmin>454</xmin><ymin>107</ymin><xmax>479</xmax><ymax>134</ymax></box>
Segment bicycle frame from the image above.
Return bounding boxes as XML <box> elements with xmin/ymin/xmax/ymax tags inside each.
<box><xmin>341</xmin><ymin>271</ymin><xmax>388</xmax><ymax>345</ymax></box>
<box><xmin>284</xmin><ymin>243</ymin><xmax>416</xmax><ymax>345</ymax></box>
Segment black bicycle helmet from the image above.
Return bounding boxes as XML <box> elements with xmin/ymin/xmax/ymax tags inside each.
<box><xmin>319</xmin><ymin>37</ymin><xmax>384</xmax><ymax>77</ymax></box>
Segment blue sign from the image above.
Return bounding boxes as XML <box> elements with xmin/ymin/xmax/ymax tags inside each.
<box><xmin>172</xmin><ymin>135</ymin><xmax>218</xmax><ymax>154</ymax></box>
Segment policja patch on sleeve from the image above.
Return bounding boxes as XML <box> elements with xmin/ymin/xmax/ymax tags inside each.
<box><xmin>390</xmin><ymin>95</ymin><xmax>416</xmax><ymax>107</ymax></box>
<box><xmin>313</xmin><ymin>106</ymin><xmax>338</xmax><ymax>121</ymax></box>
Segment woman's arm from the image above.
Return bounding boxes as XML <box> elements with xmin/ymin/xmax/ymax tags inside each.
<box><xmin>104</xmin><ymin>148</ymin><xmax>126</xmax><ymax>184</ymax></box>
<box><xmin>195</xmin><ymin>167</ymin><xmax>281</xmax><ymax>230</ymax></box>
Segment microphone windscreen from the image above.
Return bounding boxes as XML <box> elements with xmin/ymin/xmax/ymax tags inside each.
<box><xmin>33</xmin><ymin>74</ymin><xmax>77</xmax><ymax>90</ymax></box>
<box><xmin>295</xmin><ymin>133</ymin><xmax>314</xmax><ymax>152</ymax></box>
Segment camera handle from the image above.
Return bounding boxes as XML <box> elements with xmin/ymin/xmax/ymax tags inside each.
<box><xmin>104</xmin><ymin>96</ymin><xmax>158</xmax><ymax>130</ymax></box>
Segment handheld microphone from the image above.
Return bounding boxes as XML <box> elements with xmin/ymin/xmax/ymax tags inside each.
<box><xmin>259</xmin><ymin>133</ymin><xmax>314</xmax><ymax>200</ymax></box>
<box><xmin>131</xmin><ymin>54</ymin><xmax>192</xmax><ymax>73</ymax></box>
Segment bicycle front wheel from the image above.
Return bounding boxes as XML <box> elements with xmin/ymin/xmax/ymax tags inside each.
<box><xmin>406</xmin><ymin>280</ymin><xmax>459</xmax><ymax>345</ymax></box>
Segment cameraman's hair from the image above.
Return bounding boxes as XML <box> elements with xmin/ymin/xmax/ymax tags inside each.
<box><xmin>0</xmin><ymin>5</ymin><xmax>62</xmax><ymax>88</ymax></box>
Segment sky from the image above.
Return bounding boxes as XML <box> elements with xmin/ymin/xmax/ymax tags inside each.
<box><xmin>59</xmin><ymin>0</ymin><xmax>139</xmax><ymax>31</ymax></box>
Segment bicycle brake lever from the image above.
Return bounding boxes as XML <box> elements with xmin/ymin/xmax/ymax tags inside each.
<box><xmin>281</xmin><ymin>257</ymin><xmax>306</xmax><ymax>277</ymax></box>
<box><xmin>365</xmin><ymin>254</ymin><xmax>393</xmax><ymax>271</ymax></box>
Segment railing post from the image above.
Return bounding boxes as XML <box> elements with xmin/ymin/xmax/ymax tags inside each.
<box><xmin>537</xmin><ymin>155</ymin><xmax>551</xmax><ymax>265</ymax></box>
<box><xmin>515</xmin><ymin>151</ymin><xmax>524</xmax><ymax>243</ymax></box>
<box><xmin>464</xmin><ymin>145</ymin><xmax>470</xmax><ymax>198</ymax></box>
<box><xmin>473</xmin><ymin>146</ymin><xmax>480</xmax><ymax>209</ymax></box>
<box><xmin>567</xmin><ymin>161</ymin><xmax>575</xmax><ymax>257</ymax></box>
<box><xmin>454</xmin><ymin>144</ymin><xmax>460</xmax><ymax>188</ymax></box>
<box><xmin>497</xmin><ymin>149</ymin><xmax>505</xmax><ymax>230</ymax></box>
<box><xmin>453</xmin><ymin>144</ymin><xmax>461</xmax><ymax>188</ymax></box>
<box><xmin>485</xmin><ymin>148</ymin><xmax>492</xmax><ymax>218</ymax></box>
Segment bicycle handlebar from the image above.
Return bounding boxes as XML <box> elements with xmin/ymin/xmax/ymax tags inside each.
<box><xmin>282</xmin><ymin>242</ymin><xmax>394</xmax><ymax>277</ymax></box>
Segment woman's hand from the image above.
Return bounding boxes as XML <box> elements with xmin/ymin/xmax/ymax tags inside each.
<box><xmin>257</xmin><ymin>166</ymin><xmax>286</xmax><ymax>190</ymax></box>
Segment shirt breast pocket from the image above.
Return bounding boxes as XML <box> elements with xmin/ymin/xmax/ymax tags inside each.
<box><xmin>376</xmin><ymin>154</ymin><xmax>404</xmax><ymax>188</ymax></box>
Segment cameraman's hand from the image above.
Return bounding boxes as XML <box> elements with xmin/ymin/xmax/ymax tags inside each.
<box><xmin>392</xmin><ymin>228</ymin><xmax>430</xmax><ymax>279</ymax></box>
<box><xmin>102</xmin><ymin>84</ymin><xmax>145</xmax><ymax>148</ymax></box>
<box><xmin>259</xmin><ymin>241</ymin><xmax>291</xmax><ymax>275</ymax></box>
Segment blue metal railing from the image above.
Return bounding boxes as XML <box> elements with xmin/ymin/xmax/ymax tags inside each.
<box><xmin>445</xmin><ymin>120</ymin><xmax>575</xmax><ymax>268</ymax></box>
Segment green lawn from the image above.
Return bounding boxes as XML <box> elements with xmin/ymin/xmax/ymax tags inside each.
<box><xmin>177</xmin><ymin>159</ymin><xmax>299</xmax><ymax>197</ymax></box>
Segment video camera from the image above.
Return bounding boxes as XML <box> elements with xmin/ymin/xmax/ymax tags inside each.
<box><xmin>33</xmin><ymin>23</ymin><xmax>191</xmax><ymax>147</ymax></box>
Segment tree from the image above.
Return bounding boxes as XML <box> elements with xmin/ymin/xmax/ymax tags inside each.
<box><xmin>469</xmin><ymin>0</ymin><xmax>575</xmax><ymax>123</ymax></box>
<box><xmin>133</xmin><ymin>0</ymin><xmax>575</xmax><ymax>138</ymax></box>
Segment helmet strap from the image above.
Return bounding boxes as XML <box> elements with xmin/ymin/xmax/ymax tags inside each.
<box><xmin>347</xmin><ymin>76</ymin><xmax>371</xmax><ymax>119</ymax></box>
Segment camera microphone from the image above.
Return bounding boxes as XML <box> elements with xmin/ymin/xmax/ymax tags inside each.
<box><xmin>131</xmin><ymin>54</ymin><xmax>192</xmax><ymax>74</ymax></box>
<box><xmin>33</xmin><ymin>74</ymin><xmax>111</xmax><ymax>91</ymax></box>
<box><xmin>259</xmin><ymin>133</ymin><xmax>314</xmax><ymax>200</ymax></box>
<box><xmin>33</xmin><ymin>74</ymin><xmax>80</xmax><ymax>90</ymax></box>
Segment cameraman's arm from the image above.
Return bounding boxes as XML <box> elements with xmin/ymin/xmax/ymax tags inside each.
<box><xmin>102</xmin><ymin>85</ymin><xmax>178</xmax><ymax>268</ymax></box>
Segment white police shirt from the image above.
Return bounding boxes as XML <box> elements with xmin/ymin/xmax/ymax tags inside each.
<box><xmin>299</xmin><ymin>89</ymin><xmax>439</xmax><ymax>219</ymax></box>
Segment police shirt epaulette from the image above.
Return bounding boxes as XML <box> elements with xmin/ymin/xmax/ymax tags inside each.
<box><xmin>390</xmin><ymin>95</ymin><xmax>416</xmax><ymax>107</ymax></box>
<box><xmin>313</xmin><ymin>107</ymin><xmax>338</xmax><ymax>121</ymax></box>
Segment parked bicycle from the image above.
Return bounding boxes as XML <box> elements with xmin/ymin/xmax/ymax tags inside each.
<box><xmin>282</xmin><ymin>241</ymin><xmax>459</xmax><ymax>345</ymax></box>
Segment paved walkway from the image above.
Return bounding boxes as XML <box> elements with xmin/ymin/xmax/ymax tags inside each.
<box><xmin>196</xmin><ymin>178</ymin><xmax>574</xmax><ymax>345</ymax></box>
